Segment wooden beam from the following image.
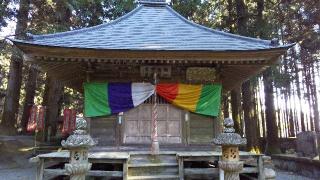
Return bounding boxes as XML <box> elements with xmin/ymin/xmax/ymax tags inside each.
<box><xmin>16</xmin><ymin>42</ymin><xmax>285</xmax><ymax>63</ymax></box>
<box><xmin>43</xmin><ymin>169</ymin><xmax>123</xmax><ymax>177</ymax></box>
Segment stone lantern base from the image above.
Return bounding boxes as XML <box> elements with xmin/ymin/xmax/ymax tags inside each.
<box><xmin>219</xmin><ymin>161</ymin><xmax>244</xmax><ymax>180</ymax></box>
<box><xmin>65</xmin><ymin>163</ymin><xmax>92</xmax><ymax>180</ymax></box>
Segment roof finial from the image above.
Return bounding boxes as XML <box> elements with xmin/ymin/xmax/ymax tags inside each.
<box><xmin>270</xmin><ymin>38</ymin><xmax>279</xmax><ymax>46</ymax></box>
<box><xmin>139</xmin><ymin>0</ymin><xmax>168</xmax><ymax>5</ymax></box>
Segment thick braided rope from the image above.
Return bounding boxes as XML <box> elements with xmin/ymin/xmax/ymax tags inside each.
<box><xmin>152</xmin><ymin>95</ymin><xmax>158</xmax><ymax>141</ymax></box>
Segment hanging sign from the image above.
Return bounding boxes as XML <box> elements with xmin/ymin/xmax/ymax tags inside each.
<box><xmin>27</xmin><ymin>106</ymin><xmax>38</xmax><ymax>132</ymax></box>
<box><xmin>62</xmin><ymin>109</ymin><xmax>77</xmax><ymax>135</ymax></box>
<box><xmin>37</xmin><ymin>106</ymin><xmax>46</xmax><ymax>131</ymax></box>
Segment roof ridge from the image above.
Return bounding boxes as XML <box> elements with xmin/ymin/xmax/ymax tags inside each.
<box><xmin>139</xmin><ymin>0</ymin><xmax>167</xmax><ymax>6</ymax></box>
<box><xmin>165</xmin><ymin>6</ymin><xmax>272</xmax><ymax>46</ymax></box>
<box><xmin>30</xmin><ymin>5</ymin><xmax>144</xmax><ymax>40</ymax></box>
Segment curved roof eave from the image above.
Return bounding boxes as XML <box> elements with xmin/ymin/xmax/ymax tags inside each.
<box><xmin>11</xmin><ymin>40</ymin><xmax>294</xmax><ymax>53</ymax></box>
<box><xmin>8</xmin><ymin>3</ymin><xmax>294</xmax><ymax>52</ymax></box>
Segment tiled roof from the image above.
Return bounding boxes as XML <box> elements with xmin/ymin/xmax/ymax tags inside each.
<box><xmin>11</xmin><ymin>2</ymin><xmax>290</xmax><ymax>51</ymax></box>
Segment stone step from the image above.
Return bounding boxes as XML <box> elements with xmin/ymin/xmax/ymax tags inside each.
<box><xmin>128</xmin><ymin>166</ymin><xmax>178</xmax><ymax>176</ymax></box>
<box><xmin>129</xmin><ymin>154</ymin><xmax>177</xmax><ymax>164</ymax></box>
<box><xmin>128</xmin><ymin>153</ymin><xmax>179</xmax><ymax>177</ymax></box>
<box><xmin>128</xmin><ymin>162</ymin><xmax>178</xmax><ymax>167</ymax></box>
<box><xmin>128</xmin><ymin>175</ymin><xmax>179</xmax><ymax>180</ymax></box>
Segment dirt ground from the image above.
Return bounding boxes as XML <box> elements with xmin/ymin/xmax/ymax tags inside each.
<box><xmin>0</xmin><ymin>136</ymin><xmax>316</xmax><ymax>180</ymax></box>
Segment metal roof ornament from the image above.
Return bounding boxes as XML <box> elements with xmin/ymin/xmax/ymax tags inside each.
<box><xmin>270</xmin><ymin>38</ymin><xmax>279</xmax><ymax>46</ymax></box>
<box><xmin>139</xmin><ymin>0</ymin><xmax>168</xmax><ymax>5</ymax></box>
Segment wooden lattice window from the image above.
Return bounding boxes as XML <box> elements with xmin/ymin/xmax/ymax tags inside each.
<box><xmin>143</xmin><ymin>94</ymin><xmax>168</xmax><ymax>104</ymax></box>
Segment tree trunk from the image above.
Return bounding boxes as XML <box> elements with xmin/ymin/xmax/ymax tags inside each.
<box><xmin>242</xmin><ymin>81</ymin><xmax>259</xmax><ymax>152</ymax></box>
<box><xmin>231</xmin><ymin>88</ymin><xmax>242</xmax><ymax>135</ymax></box>
<box><xmin>1</xmin><ymin>0</ymin><xmax>30</xmax><ymax>135</ymax></box>
<box><xmin>21</xmin><ymin>65</ymin><xmax>38</xmax><ymax>134</ymax></box>
<box><xmin>263</xmin><ymin>68</ymin><xmax>281</xmax><ymax>154</ymax></box>
<box><xmin>311</xmin><ymin>64</ymin><xmax>320</xmax><ymax>132</ymax></box>
<box><xmin>293</xmin><ymin>51</ymin><xmax>305</xmax><ymax>131</ymax></box>
<box><xmin>236</xmin><ymin>0</ymin><xmax>259</xmax><ymax>151</ymax></box>
<box><xmin>223</xmin><ymin>93</ymin><xmax>230</xmax><ymax>118</ymax></box>
<box><xmin>235</xmin><ymin>0</ymin><xmax>248</xmax><ymax>36</ymax></box>
<box><xmin>227</xmin><ymin>0</ymin><xmax>234</xmax><ymax>33</ymax></box>
<box><xmin>42</xmin><ymin>76</ymin><xmax>63</xmax><ymax>141</ymax></box>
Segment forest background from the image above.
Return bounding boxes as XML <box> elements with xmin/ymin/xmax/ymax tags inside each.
<box><xmin>0</xmin><ymin>0</ymin><xmax>319</xmax><ymax>155</ymax></box>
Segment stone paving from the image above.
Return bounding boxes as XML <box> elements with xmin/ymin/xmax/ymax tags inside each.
<box><xmin>0</xmin><ymin>167</ymin><xmax>316</xmax><ymax>180</ymax></box>
<box><xmin>276</xmin><ymin>170</ymin><xmax>316</xmax><ymax>180</ymax></box>
<box><xmin>0</xmin><ymin>136</ymin><xmax>317</xmax><ymax>180</ymax></box>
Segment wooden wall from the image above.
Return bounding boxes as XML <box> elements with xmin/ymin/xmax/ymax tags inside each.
<box><xmin>90</xmin><ymin>115</ymin><xmax>117</xmax><ymax>146</ymax></box>
<box><xmin>187</xmin><ymin>113</ymin><xmax>214</xmax><ymax>144</ymax></box>
<box><xmin>89</xmin><ymin>104</ymin><xmax>219</xmax><ymax>147</ymax></box>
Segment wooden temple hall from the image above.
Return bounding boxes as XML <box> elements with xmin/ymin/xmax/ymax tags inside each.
<box><xmin>10</xmin><ymin>0</ymin><xmax>292</xmax><ymax>179</ymax></box>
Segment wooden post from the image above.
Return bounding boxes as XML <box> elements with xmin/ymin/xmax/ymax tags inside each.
<box><xmin>117</xmin><ymin>112</ymin><xmax>124</xmax><ymax>149</ymax></box>
<box><xmin>86</xmin><ymin>63</ymin><xmax>91</xmax><ymax>133</ymax></box>
<box><xmin>178</xmin><ymin>156</ymin><xmax>184</xmax><ymax>180</ymax></box>
<box><xmin>123</xmin><ymin>159</ymin><xmax>128</xmax><ymax>180</ymax></box>
<box><xmin>36</xmin><ymin>159</ymin><xmax>44</xmax><ymax>180</ymax></box>
<box><xmin>218</xmin><ymin>156</ymin><xmax>224</xmax><ymax>180</ymax></box>
<box><xmin>258</xmin><ymin>155</ymin><xmax>265</xmax><ymax>180</ymax></box>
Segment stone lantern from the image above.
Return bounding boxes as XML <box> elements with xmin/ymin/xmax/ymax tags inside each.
<box><xmin>61</xmin><ymin>117</ymin><xmax>97</xmax><ymax>180</ymax></box>
<box><xmin>213</xmin><ymin>118</ymin><xmax>247</xmax><ymax>180</ymax></box>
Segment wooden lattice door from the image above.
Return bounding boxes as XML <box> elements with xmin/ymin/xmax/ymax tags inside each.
<box><xmin>123</xmin><ymin>100</ymin><xmax>182</xmax><ymax>144</ymax></box>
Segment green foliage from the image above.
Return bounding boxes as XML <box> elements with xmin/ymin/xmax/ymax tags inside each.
<box><xmin>0</xmin><ymin>0</ymin><xmax>319</xmax><ymax>137</ymax></box>
<box><xmin>0</xmin><ymin>43</ymin><xmax>12</xmax><ymax>92</ymax></box>
<box><xmin>102</xmin><ymin>0</ymin><xmax>136</xmax><ymax>21</ymax></box>
<box><xmin>62</xmin><ymin>87</ymin><xmax>83</xmax><ymax>114</ymax></box>
<box><xmin>0</xmin><ymin>0</ymin><xmax>17</xmax><ymax>30</ymax></box>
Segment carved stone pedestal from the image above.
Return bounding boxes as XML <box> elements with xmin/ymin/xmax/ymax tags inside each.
<box><xmin>219</xmin><ymin>161</ymin><xmax>244</xmax><ymax>180</ymax></box>
<box><xmin>65</xmin><ymin>163</ymin><xmax>92</xmax><ymax>180</ymax></box>
<box><xmin>264</xmin><ymin>168</ymin><xmax>276</xmax><ymax>180</ymax></box>
<box><xmin>61</xmin><ymin>117</ymin><xmax>96</xmax><ymax>180</ymax></box>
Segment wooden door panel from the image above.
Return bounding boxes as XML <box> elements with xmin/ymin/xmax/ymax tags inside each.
<box><xmin>168</xmin><ymin>121</ymin><xmax>180</xmax><ymax>136</ymax></box>
<box><xmin>139</xmin><ymin>120</ymin><xmax>151</xmax><ymax>135</ymax></box>
<box><xmin>188</xmin><ymin>113</ymin><xmax>214</xmax><ymax>144</ymax></box>
<box><xmin>169</xmin><ymin>106</ymin><xmax>181</xmax><ymax>120</ymax></box>
<box><xmin>125</xmin><ymin>120</ymin><xmax>139</xmax><ymax>135</ymax></box>
<box><xmin>123</xmin><ymin>103</ymin><xmax>182</xmax><ymax>144</ymax></box>
<box><xmin>157</xmin><ymin>106</ymin><xmax>167</xmax><ymax>120</ymax></box>
<box><xmin>140</xmin><ymin>105</ymin><xmax>151</xmax><ymax>120</ymax></box>
<box><xmin>124</xmin><ymin>107</ymin><xmax>139</xmax><ymax>120</ymax></box>
<box><xmin>90</xmin><ymin>116</ymin><xmax>116</xmax><ymax>145</ymax></box>
<box><xmin>157</xmin><ymin>120</ymin><xmax>167</xmax><ymax>135</ymax></box>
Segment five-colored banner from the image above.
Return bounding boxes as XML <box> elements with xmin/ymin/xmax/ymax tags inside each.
<box><xmin>84</xmin><ymin>82</ymin><xmax>222</xmax><ymax>117</ymax></box>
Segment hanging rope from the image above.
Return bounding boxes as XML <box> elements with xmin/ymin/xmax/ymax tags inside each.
<box><xmin>151</xmin><ymin>72</ymin><xmax>159</xmax><ymax>154</ymax></box>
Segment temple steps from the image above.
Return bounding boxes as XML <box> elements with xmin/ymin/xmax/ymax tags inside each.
<box><xmin>127</xmin><ymin>153</ymin><xmax>179</xmax><ymax>180</ymax></box>
<box><xmin>128</xmin><ymin>162</ymin><xmax>178</xmax><ymax>167</ymax></box>
<box><xmin>128</xmin><ymin>175</ymin><xmax>179</xmax><ymax>180</ymax></box>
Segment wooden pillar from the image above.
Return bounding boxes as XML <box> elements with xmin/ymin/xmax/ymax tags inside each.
<box><xmin>86</xmin><ymin>67</ymin><xmax>91</xmax><ymax>133</ymax></box>
<box><xmin>178</xmin><ymin>157</ymin><xmax>184</xmax><ymax>180</ymax></box>
<box><xmin>36</xmin><ymin>159</ymin><xmax>44</xmax><ymax>180</ymax></box>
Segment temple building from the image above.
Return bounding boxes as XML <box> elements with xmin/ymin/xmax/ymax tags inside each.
<box><xmin>10</xmin><ymin>0</ymin><xmax>292</xmax><ymax>179</ymax></box>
